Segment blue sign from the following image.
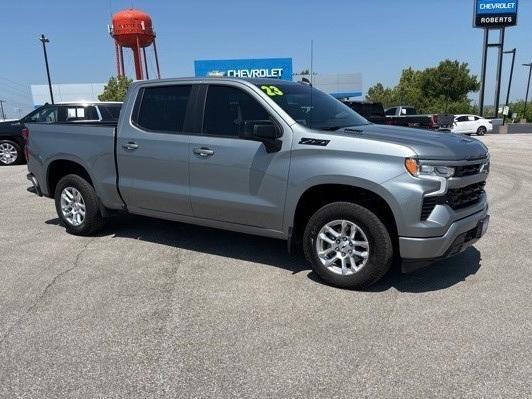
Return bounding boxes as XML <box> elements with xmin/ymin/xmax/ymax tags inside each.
<box><xmin>194</xmin><ymin>58</ymin><xmax>293</xmax><ymax>81</ymax></box>
<box><xmin>474</xmin><ymin>0</ymin><xmax>518</xmax><ymax>27</ymax></box>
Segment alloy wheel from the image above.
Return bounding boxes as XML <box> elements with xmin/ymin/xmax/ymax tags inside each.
<box><xmin>315</xmin><ymin>219</ymin><xmax>370</xmax><ymax>275</ymax></box>
<box><xmin>0</xmin><ymin>143</ymin><xmax>18</xmax><ymax>165</ymax></box>
<box><xmin>60</xmin><ymin>187</ymin><xmax>86</xmax><ymax>226</ymax></box>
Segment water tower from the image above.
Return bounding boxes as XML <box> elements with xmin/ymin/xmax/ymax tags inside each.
<box><xmin>109</xmin><ymin>8</ymin><xmax>161</xmax><ymax>80</ymax></box>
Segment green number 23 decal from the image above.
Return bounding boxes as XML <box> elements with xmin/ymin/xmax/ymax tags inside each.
<box><xmin>261</xmin><ymin>85</ymin><xmax>284</xmax><ymax>96</ymax></box>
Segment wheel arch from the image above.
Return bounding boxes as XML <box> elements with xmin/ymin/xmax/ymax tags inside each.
<box><xmin>289</xmin><ymin>183</ymin><xmax>399</xmax><ymax>253</ymax></box>
<box><xmin>46</xmin><ymin>158</ymin><xmax>94</xmax><ymax>198</ymax></box>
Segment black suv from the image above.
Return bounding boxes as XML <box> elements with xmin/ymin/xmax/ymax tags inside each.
<box><xmin>0</xmin><ymin>102</ymin><xmax>122</xmax><ymax>166</ymax></box>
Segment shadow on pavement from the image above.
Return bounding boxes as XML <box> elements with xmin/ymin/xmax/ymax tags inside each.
<box><xmin>45</xmin><ymin>215</ymin><xmax>482</xmax><ymax>293</ymax></box>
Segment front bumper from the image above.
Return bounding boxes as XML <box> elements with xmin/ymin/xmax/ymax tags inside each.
<box><xmin>400</xmin><ymin>205</ymin><xmax>489</xmax><ymax>272</ymax></box>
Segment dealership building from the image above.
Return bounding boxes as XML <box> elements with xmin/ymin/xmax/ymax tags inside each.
<box><xmin>30</xmin><ymin>57</ymin><xmax>362</xmax><ymax>106</ymax></box>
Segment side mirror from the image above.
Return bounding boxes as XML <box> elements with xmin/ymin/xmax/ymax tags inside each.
<box><xmin>253</xmin><ymin>122</ymin><xmax>280</xmax><ymax>140</ymax></box>
<box><xmin>242</xmin><ymin>120</ymin><xmax>282</xmax><ymax>153</ymax></box>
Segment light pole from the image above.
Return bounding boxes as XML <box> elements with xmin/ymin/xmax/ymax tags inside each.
<box><xmin>39</xmin><ymin>34</ymin><xmax>54</xmax><ymax>104</ymax></box>
<box><xmin>502</xmin><ymin>48</ymin><xmax>516</xmax><ymax>124</ymax></box>
<box><xmin>523</xmin><ymin>63</ymin><xmax>532</xmax><ymax>121</ymax></box>
<box><xmin>0</xmin><ymin>99</ymin><xmax>5</xmax><ymax>120</ymax></box>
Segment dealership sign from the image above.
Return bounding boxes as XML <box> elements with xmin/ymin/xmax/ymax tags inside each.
<box><xmin>474</xmin><ymin>0</ymin><xmax>518</xmax><ymax>28</ymax></box>
<box><xmin>194</xmin><ymin>58</ymin><xmax>293</xmax><ymax>81</ymax></box>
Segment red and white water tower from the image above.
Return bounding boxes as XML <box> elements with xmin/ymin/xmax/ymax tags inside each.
<box><xmin>109</xmin><ymin>8</ymin><xmax>161</xmax><ymax>80</ymax></box>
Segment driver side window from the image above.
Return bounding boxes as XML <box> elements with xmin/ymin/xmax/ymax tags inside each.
<box><xmin>202</xmin><ymin>85</ymin><xmax>272</xmax><ymax>138</ymax></box>
<box><xmin>28</xmin><ymin>106</ymin><xmax>59</xmax><ymax>123</ymax></box>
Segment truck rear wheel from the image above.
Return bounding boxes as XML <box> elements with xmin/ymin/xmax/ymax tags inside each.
<box><xmin>303</xmin><ymin>202</ymin><xmax>393</xmax><ymax>289</ymax></box>
<box><xmin>54</xmin><ymin>174</ymin><xmax>105</xmax><ymax>236</ymax></box>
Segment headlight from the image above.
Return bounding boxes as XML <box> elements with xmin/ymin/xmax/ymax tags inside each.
<box><xmin>405</xmin><ymin>158</ymin><xmax>455</xmax><ymax>178</ymax></box>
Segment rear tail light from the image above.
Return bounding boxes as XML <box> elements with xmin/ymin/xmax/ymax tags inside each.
<box><xmin>21</xmin><ymin>128</ymin><xmax>29</xmax><ymax>160</ymax></box>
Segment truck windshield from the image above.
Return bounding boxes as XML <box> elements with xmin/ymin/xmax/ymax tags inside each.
<box><xmin>254</xmin><ymin>82</ymin><xmax>368</xmax><ymax>130</ymax></box>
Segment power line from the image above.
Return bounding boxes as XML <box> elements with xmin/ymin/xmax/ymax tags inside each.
<box><xmin>0</xmin><ymin>81</ymin><xmax>32</xmax><ymax>99</ymax></box>
<box><xmin>0</xmin><ymin>76</ymin><xmax>30</xmax><ymax>89</ymax></box>
<box><xmin>0</xmin><ymin>85</ymin><xmax>33</xmax><ymax>102</ymax></box>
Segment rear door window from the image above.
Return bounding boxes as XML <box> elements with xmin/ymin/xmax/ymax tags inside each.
<box><xmin>99</xmin><ymin>105</ymin><xmax>122</xmax><ymax>121</ymax></box>
<box><xmin>133</xmin><ymin>85</ymin><xmax>192</xmax><ymax>133</ymax></box>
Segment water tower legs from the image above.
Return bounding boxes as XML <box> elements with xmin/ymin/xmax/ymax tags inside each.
<box><xmin>133</xmin><ymin>36</ymin><xmax>144</xmax><ymax>80</ymax></box>
<box><xmin>153</xmin><ymin>38</ymin><xmax>161</xmax><ymax>79</ymax></box>
<box><xmin>120</xmin><ymin>46</ymin><xmax>125</xmax><ymax>76</ymax></box>
<box><xmin>115</xmin><ymin>41</ymin><xmax>122</xmax><ymax>77</ymax></box>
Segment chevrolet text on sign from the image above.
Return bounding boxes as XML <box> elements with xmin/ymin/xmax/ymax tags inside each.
<box><xmin>474</xmin><ymin>0</ymin><xmax>518</xmax><ymax>28</ymax></box>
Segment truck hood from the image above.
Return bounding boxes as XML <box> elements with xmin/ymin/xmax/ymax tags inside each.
<box><xmin>342</xmin><ymin>124</ymin><xmax>488</xmax><ymax>160</ymax></box>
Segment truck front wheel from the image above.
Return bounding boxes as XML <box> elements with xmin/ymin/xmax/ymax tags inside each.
<box><xmin>54</xmin><ymin>174</ymin><xmax>105</xmax><ymax>236</ymax></box>
<box><xmin>303</xmin><ymin>202</ymin><xmax>393</xmax><ymax>289</ymax></box>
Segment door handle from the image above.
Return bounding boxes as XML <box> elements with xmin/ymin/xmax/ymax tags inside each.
<box><xmin>193</xmin><ymin>147</ymin><xmax>215</xmax><ymax>157</ymax></box>
<box><xmin>122</xmin><ymin>142</ymin><xmax>139</xmax><ymax>150</ymax></box>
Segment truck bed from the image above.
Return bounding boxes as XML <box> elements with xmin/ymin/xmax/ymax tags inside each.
<box><xmin>25</xmin><ymin>122</ymin><xmax>124</xmax><ymax>210</ymax></box>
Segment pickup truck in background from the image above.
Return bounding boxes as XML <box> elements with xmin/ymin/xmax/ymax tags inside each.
<box><xmin>26</xmin><ymin>78</ymin><xmax>490</xmax><ymax>289</ymax></box>
<box><xmin>385</xmin><ymin>105</ymin><xmax>440</xmax><ymax>130</ymax></box>
<box><xmin>0</xmin><ymin>102</ymin><xmax>122</xmax><ymax>166</ymax></box>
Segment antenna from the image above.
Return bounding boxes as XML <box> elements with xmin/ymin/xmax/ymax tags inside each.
<box><xmin>310</xmin><ymin>39</ymin><xmax>314</xmax><ymax>86</ymax></box>
<box><xmin>310</xmin><ymin>39</ymin><xmax>314</xmax><ymax>128</ymax></box>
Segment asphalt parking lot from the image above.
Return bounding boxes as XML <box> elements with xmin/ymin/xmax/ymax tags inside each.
<box><xmin>0</xmin><ymin>134</ymin><xmax>530</xmax><ymax>398</ymax></box>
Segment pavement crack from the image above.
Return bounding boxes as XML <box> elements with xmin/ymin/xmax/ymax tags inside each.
<box><xmin>0</xmin><ymin>237</ymin><xmax>97</xmax><ymax>348</ymax></box>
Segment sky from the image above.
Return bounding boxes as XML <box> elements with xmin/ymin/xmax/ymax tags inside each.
<box><xmin>0</xmin><ymin>0</ymin><xmax>531</xmax><ymax>118</ymax></box>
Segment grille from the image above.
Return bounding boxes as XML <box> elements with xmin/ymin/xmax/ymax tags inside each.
<box><xmin>420</xmin><ymin>181</ymin><xmax>486</xmax><ymax>220</ymax></box>
<box><xmin>447</xmin><ymin>181</ymin><xmax>486</xmax><ymax>209</ymax></box>
<box><xmin>454</xmin><ymin>163</ymin><xmax>482</xmax><ymax>177</ymax></box>
<box><xmin>420</xmin><ymin>197</ymin><xmax>439</xmax><ymax>220</ymax></box>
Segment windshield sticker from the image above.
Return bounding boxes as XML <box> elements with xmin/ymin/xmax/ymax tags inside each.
<box><xmin>261</xmin><ymin>85</ymin><xmax>284</xmax><ymax>96</ymax></box>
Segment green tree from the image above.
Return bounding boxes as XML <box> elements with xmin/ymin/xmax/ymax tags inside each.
<box><xmin>98</xmin><ymin>76</ymin><xmax>133</xmax><ymax>102</ymax></box>
<box><xmin>507</xmin><ymin>100</ymin><xmax>532</xmax><ymax>122</ymax></box>
<box><xmin>366</xmin><ymin>60</ymin><xmax>480</xmax><ymax>114</ymax></box>
<box><xmin>366</xmin><ymin>83</ymin><xmax>395</xmax><ymax>107</ymax></box>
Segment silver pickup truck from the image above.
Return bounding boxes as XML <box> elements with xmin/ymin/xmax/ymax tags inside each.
<box><xmin>26</xmin><ymin>78</ymin><xmax>490</xmax><ymax>289</ymax></box>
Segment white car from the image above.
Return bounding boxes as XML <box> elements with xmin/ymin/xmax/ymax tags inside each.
<box><xmin>451</xmin><ymin>114</ymin><xmax>492</xmax><ymax>136</ymax></box>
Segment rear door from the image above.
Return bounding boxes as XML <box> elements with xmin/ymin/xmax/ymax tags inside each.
<box><xmin>463</xmin><ymin>115</ymin><xmax>478</xmax><ymax>133</ymax></box>
<box><xmin>454</xmin><ymin>116</ymin><xmax>469</xmax><ymax>133</ymax></box>
<box><xmin>116</xmin><ymin>84</ymin><xmax>197</xmax><ymax>216</ymax></box>
<box><xmin>188</xmin><ymin>83</ymin><xmax>291</xmax><ymax>230</ymax></box>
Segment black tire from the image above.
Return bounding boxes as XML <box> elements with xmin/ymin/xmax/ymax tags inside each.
<box><xmin>0</xmin><ymin>140</ymin><xmax>23</xmax><ymax>166</ymax></box>
<box><xmin>54</xmin><ymin>174</ymin><xmax>105</xmax><ymax>236</ymax></box>
<box><xmin>303</xmin><ymin>202</ymin><xmax>393</xmax><ymax>289</ymax></box>
<box><xmin>476</xmin><ymin>126</ymin><xmax>487</xmax><ymax>136</ymax></box>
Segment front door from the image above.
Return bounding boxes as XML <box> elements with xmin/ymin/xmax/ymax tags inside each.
<box><xmin>117</xmin><ymin>84</ymin><xmax>196</xmax><ymax>216</ymax></box>
<box><xmin>188</xmin><ymin>84</ymin><xmax>291</xmax><ymax>230</ymax></box>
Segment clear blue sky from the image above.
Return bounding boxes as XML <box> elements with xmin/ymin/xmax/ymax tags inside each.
<box><xmin>1</xmin><ymin>0</ymin><xmax>531</xmax><ymax>118</ymax></box>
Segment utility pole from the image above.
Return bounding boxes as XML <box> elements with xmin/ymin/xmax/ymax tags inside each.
<box><xmin>479</xmin><ymin>29</ymin><xmax>489</xmax><ymax>116</ymax></box>
<box><xmin>523</xmin><ymin>63</ymin><xmax>532</xmax><ymax>121</ymax></box>
<box><xmin>0</xmin><ymin>99</ymin><xmax>6</xmax><ymax>120</ymax></box>
<box><xmin>493</xmin><ymin>28</ymin><xmax>505</xmax><ymax>118</ymax></box>
<box><xmin>502</xmin><ymin>48</ymin><xmax>516</xmax><ymax>125</ymax></box>
<box><xmin>504</xmin><ymin>48</ymin><xmax>517</xmax><ymax>106</ymax></box>
<box><xmin>39</xmin><ymin>34</ymin><xmax>54</xmax><ymax>104</ymax></box>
